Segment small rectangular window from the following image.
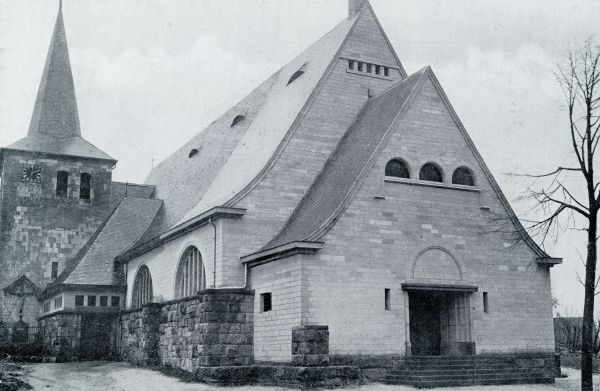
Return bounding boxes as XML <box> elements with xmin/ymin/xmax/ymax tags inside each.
<box><xmin>87</xmin><ymin>295</ymin><xmax>97</xmax><ymax>307</ymax></box>
<box><xmin>367</xmin><ymin>63</ymin><xmax>372</xmax><ymax>73</ymax></box>
<box><xmin>54</xmin><ymin>296</ymin><xmax>62</xmax><ymax>309</ymax></box>
<box><xmin>260</xmin><ymin>292</ymin><xmax>272</xmax><ymax>312</ymax></box>
<box><xmin>75</xmin><ymin>295</ymin><xmax>84</xmax><ymax>307</ymax></box>
<box><xmin>111</xmin><ymin>296</ymin><xmax>121</xmax><ymax>307</ymax></box>
<box><xmin>51</xmin><ymin>262</ymin><xmax>58</xmax><ymax>279</ymax></box>
<box><xmin>384</xmin><ymin>66</ymin><xmax>390</xmax><ymax>77</ymax></box>
<box><xmin>375</xmin><ymin>65</ymin><xmax>381</xmax><ymax>75</ymax></box>
<box><xmin>483</xmin><ymin>292</ymin><xmax>489</xmax><ymax>313</ymax></box>
<box><xmin>348</xmin><ymin>59</ymin><xmax>354</xmax><ymax>70</ymax></box>
<box><xmin>43</xmin><ymin>302</ymin><xmax>50</xmax><ymax>312</ymax></box>
<box><xmin>357</xmin><ymin>62</ymin><xmax>363</xmax><ymax>72</ymax></box>
<box><xmin>384</xmin><ymin>288</ymin><xmax>391</xmax><ymax>311</ymax></box>
<box><xmin>100</xmin><ymin>296</ymin><xmax>108</xmax><ymax>307</ymax></box>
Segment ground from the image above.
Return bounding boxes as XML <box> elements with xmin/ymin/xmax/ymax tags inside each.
<box><xmin>8</xmin><ymin>362</ymin><xmax>599</xmax><ymax>391</ymax></box>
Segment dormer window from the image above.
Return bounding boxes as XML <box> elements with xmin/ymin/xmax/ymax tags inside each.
<box><xmin>56</xmin><ymin>171</ymin><xmax>68</xmax><ymax>197</ymax></box>
<box><xmin>287</xmin><ymin>63</ymin><xmax>307</xmax><ymax>85</ymax></box>
<box><xmin>231</xmin><ymin>115</ymin><xmax>245</xmax><ymax>127</ymax></box>
<box><xmin>189</xmin><ymin>148</ymin><xmax>199</xmax><ymax>158</ymax></box>
<box><xmin>80</xmin><ymin>173</ymin><xmax>91</xmax><ymax>200</ymax></box>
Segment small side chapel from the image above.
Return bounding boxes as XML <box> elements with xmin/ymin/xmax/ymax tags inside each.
<box><xmin>0</xmin><ymin>0</ymin><xmax>560</xmax><ymax>386</ymax></box>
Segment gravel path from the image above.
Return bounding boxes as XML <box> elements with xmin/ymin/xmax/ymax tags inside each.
<box><xmin>22</xmin><ymin>362</ymin><xmax>600</xmax><ymax>391</ymax></box>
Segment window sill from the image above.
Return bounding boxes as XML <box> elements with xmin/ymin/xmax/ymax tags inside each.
<box><xmin>384</xmin><ymin>176</ymin><xmax>481</xmax><ymax>192</ymax></box>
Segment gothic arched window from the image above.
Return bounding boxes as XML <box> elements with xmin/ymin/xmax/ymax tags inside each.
<box><xmin>56</xmin><ymin>170</ymin><xmax>68</xmax><ymax>197</ymax></box>
<box><xmin>80</xmin><ymin>173</ymin><xmax>91</xmax><ymax>200</ymax></box>
<box><xmin>452</xmin><ymin>166</ymin><xmax>475</xmax><ymax>186</ymax></box>
<box><xmin>175</xmin><ymin>247</ymin><xmax>205</xmax><ymax>299</ymax></box>
<box><xmin>385</xmin><ymin>159</ymin><xmax>410</xmax><ymax>178</ymax></box>
<box><xmin>419</xmin><ymin>162</ymin><xmax>443</xmax><ymax>182</ymax></box>
<box><xmin>132</xmin><ymin>265</ymin><xmax>153</xmax><ymax>308</ymax></box>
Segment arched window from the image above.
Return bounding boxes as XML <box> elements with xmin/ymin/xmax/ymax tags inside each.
<box><xmin>419</xmin><ymin>163</ymin><xmax>443</xmax><ymax>182</ymax></box>
<box><xmin>80</xmin><ymin>173</ymin><xmax>91</xmax><ymax>200</ymax></box>
<box><xmin>132</xmin><ymin>265</ymin><xmax>153</xmax><ymax>307</ymax></box>
<box><xmin>385</xmin><ymin>159</ymin><xmax>410</xmax><ymax>178</ymax></box>
<box><xmin>452</xmin><ymin>166</ymin><xmax>475</xmax><ymax>186</ymax></box>
<box><xmin>56</xmin><ymin>170</ymin><xmax>68</xmax><ymax>197</ymax></box>
<box><xmin>175</xmin><ymin>247</ymin><xmax>205</xmax><ymax>299</ymax></box>
<box><xmin>287</xmin><ymin>63</ymin><xmax>307</xmax><ymax>85</ymax></box>
<box><xmin>231</xmin><ymin>115</ymin><xmax>245</xmax><ymax>127</ymax></box>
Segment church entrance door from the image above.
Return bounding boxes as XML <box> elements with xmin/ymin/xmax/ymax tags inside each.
<box><xmin>409</xmin><ymin>291</ymin><xmax>442</xmax><ymax>356</ymax></box>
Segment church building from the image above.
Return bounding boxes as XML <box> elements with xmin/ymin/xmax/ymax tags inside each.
<box><xmin>0</xmin><ymin>0</ymin><xmax>560</xmax><ymax>387</ymax></box>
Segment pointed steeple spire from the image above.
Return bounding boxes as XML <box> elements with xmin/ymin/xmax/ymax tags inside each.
<box><xmin>28</xmin><ymin>0</ymin><xmax>81</xmax><ymax>137</ymax></box>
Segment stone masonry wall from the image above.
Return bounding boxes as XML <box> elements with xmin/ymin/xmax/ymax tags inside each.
<box><xmin>39</xmin><ymin>312</ymin><xmax>81</xmax><ymax>361</ymax></box>
<box><xmin>120</xmin><ymin>289</ymin><xmax>254</xmax><ymax>372</ymax></box>
<box><xmin>291</xmin><ymin>325</ymin><xmax>329</xmax><ymax>366</ymax></box>
<box><xmin>0</xmin><ymin>152</ymin><xmax>113</xmax><ymax>325</ymax></box>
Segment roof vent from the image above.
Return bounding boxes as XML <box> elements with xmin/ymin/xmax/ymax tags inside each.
<box><xmin>287</xmin><ymin>63</ymin><xmax>307</xmax><ymax>85</ymax></box>
<box><xmin>189</xmin><ymin>148</ymin><xmax>199</xmax><ymax>158</ymax></box>
<box><xmin>231</xmin><ymin>115</ymin><xmax>245</xmax><ymax>127</ymax></box>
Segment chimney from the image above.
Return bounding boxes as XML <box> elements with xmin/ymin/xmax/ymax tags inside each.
<box><xmin>348</xmin><ymin>0</ymin><xmax>367</xmax><ymax>19</ymax></box>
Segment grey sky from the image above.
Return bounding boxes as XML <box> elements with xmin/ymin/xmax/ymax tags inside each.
<box><xmin>1</xmin><ymin>0</ymin><xmax>600</xmax><ymax>315</ymax></box>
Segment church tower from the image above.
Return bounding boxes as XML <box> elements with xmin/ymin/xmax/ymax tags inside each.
<box><xmin>0</xmin><ymin>2</ymin><xmax>116</xmax><ymax>326</ymax></box>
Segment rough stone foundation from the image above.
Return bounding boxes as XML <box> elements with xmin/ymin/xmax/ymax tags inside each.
<box><xmin>291</xmin><ymin>325</ymin><xmax>329</xmax><ymax>366</ymax></box>
<box><xmin>38</xmin><ymin>313</ymin><xmax>81</xmax><ymax>362</ymax></box>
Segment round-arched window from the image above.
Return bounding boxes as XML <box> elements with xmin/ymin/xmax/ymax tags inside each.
<box><xmin>175</xmin><ymin>247</ymin><xmax>206</xmax><ymax>299</ymax></box>
<box><xmin>132</xmin><ymin>265</ymin><xmax>153</xmax><ymax>308</ymax></box>
<box><xmin>452</xmin><ymin>166</ymin><xmax>475</xmax><ymax>186</ymax></box>
<box><xmin>419</xmin><ymin>162</ymin><xmax>443</xmax><ymax>182</ymax></box>
<box><xmin>385</xmin><ymin>159</ymin><xmax>410</xmax><ymax>179</ymax></box>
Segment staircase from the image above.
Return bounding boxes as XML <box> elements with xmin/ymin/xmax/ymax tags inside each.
<box><xmin>384</xmin><ymin>355</ymin><xmax>555</xmax><ymax>388</ymax></box>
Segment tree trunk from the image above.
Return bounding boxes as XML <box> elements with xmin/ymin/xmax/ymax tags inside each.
<box><xmin>581</xmin><ymin>210</ymin><xmax>597</xmax><ymax>391</ymax></box>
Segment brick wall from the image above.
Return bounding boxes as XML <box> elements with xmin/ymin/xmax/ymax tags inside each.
<box><xmin>0</xmin><ymin>152</ymin><xmax>113</xmax><ymax>325</ymax></box>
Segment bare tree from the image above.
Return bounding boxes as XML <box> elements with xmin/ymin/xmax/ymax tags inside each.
<box><xmin>521</xmin><ymin>40</ymin><xmax>600</xmax><ymax>391</ymax></box>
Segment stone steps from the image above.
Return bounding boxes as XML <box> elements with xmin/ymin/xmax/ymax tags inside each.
<box><xmin>384</xmin><ymin>355</ymin><xmax>555</xmax><ymax>388</ymax></box>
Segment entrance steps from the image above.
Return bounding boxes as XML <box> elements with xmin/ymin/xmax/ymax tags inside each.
<box><xmin>384</xmin><ymin>355</ymin><xmax>555</xmax><ymax>388</ymax></box>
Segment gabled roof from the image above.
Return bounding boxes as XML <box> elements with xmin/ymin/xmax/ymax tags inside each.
<box><xmin>265</xmin><ymin>67</ymin><xmax>428</xmax><ymax>250</ymax></box>
<box><xmin>49</xmin><ymin>197</ymin><xmax>162</xmax><ymax>288</ymax></box>
<box><xmin>247</xmin><ymin>66</ymin><xmax>558</xmax><ymax>264</ymax></box>
<box><xmin>3</xmin><ymin>276</ymin><xmax>40</xmax><ymax>297</ymax></box>
<box><xmin>142</xmin><ymin>5</ymin><xmax>373</xmax><ymax>236</ymax></box>
<box><xmin>2</xmin><ymin>3</ymin><xmax>114</xmax><ymax>162</ymax></box>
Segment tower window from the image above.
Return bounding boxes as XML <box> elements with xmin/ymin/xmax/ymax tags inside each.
<box><xmin>260</xmin><ymin>292</ymin><xmax>272</xmax><ymax>312</ymax></box>
<box><xmin>80</xmin><ymin>173</ymin><xmax>91</xmax><ymax>200</ymax></box>
<box><xmin>51</xmin><ymin>262</ymin><xmax>58</xmax><ymax>279</ymax></box>
<box><xmin>56</xmin><ymin>170</ymin><xmax>68</xmax><ymax>197</ymax></box>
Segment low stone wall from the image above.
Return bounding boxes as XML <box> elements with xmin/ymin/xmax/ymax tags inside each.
<box><xmin>291</xmin><ymin>325</ymin><xmax>329</xmax><ymax>366</ymax></box>
<box><xmin>39</xmin><ymin>313</ymin><xmax>81</xmax><ymax>362</ymax></box>
<box><xmin>120</xmin><ymin>303</ymin><xmax>161</xmax><ymax>366</ymax></box>
<box><xmin>120</xmin><ymin>289</ymin><xmax>254</xmax><ymax>372</ymax></box>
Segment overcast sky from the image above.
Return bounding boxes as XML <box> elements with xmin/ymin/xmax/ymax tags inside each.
<box><xmin>1</xmin><ymin>0</ymin><xmax>600</xmax><ymax>315</ymax></box>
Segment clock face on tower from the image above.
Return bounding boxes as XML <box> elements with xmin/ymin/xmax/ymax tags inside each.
<box><xmin>21</xmin><ymin>164</ymin><xmax>42</xmax><ymax>183</ymax></box>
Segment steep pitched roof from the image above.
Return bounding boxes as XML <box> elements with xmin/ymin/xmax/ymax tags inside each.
<box><xmin>2</xmin><ymin>3</ymin><xmax>114</xmax><ymax>162</ymax></box>
<box><xmin>143</xmin><ymin>9</ymin><xmax>366</xmax><ymax>234</ymax></box>
<box><xmin>52</xmin><ymin>197</ymin><xmax>162</xmax><ymax>287</ymax></box>
<box><xmin>3</xmin><ymin>276</ymin><xmax>40</xmax><ymax>297</ymax></box>
<box><xmin>250</xmin><ymin>66</ymin><xmax>557</xmax><ymax>264</ymax></box>
<box><xmin>265</xmin><ymin>68</ymin><xmax>428</xmax><ymax>250</ymax></box>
